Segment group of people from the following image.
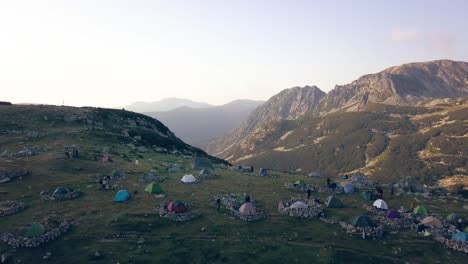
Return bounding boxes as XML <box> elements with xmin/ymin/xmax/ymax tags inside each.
<box><xmin>64</xmin><ymin>145</ymin><xmax>79</xmax><ymax>159</ymax></box>
<box><xmin>99</xmin><ymin>175</ymin><xmax>112</xmax><ymax>190</ymax></box>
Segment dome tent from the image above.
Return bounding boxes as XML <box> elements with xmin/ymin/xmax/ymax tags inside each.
<box><xmin>113</xmin><ymin>190</ymin><xmax>130</xmax><ymax>202</ymax></box>
<box><xmin>181</xmin><ymin>174</ymin><xmax>197</xmax><ymax>183</ymax></box>
<box><xmin>446</xmin><ymin>212</ymin><xmax>459</xmax><ymax>223</ymax></box>
<box><xmin>373</xmin><ymin>199</ymin><xmax>389</xmax><ymax>210</ymax></box>
<box><xmin>361</xmin><ymin>191</ymin><xmax>376</xmax><ymax>201</ymax></box>
<box><xmin>53</xmin><ymin>187</ymin><xmax>70</xmax><ymax>196</ymax></box>
<box><xmin>452</xmin><ymin>232</ymin><xmax>468</xmax><ymax>242</ymax></box>
<box><xmin>25</xmin><ymin>223</ymin><xmax>46</xmax><ymax>238</ymax></box>
<box><xmin>385</xmin><ymin>210</ymin><xmax>401</xmax><ymax>219</ymax></box>
<box><xmin>239</xmin><ymin>202</ymin><xmax>257</xmax><ymax>215</ymax></box>
<box><xmin>325</xmin><ymin>195</ymin><xmax>343</xmax><ymax>208</ymax></box>
<box><xmin>144</xmin><ymin>182</ymin><xmax>162</xmax><ymax>194</ymax></box>
<box><xmin>413</xmin><ymin>205</ymin><xmax>428</xmax><ymax>216</ymax></box>
<box><xmin>167</xmin><ymin>201</ymin><xmax>187</xmax><ymax>213</ymax></box>
<box><xmin>290</xmin><ymin>201</ymin><xmax>308</xmax><ymax>209</ymax></box>
<box><xmin>421</xmin><ymin>216</ymin><xmax>443</xmax><ymax>228</ymax></box>
<box><xmin>350</xmin><ymin>215</ymin><xmax>375</xmax><ymax>227</ymax></box>
<box><xmin>293</xmin><ymin>180</ymin><xmax>306</xmax><ymax>186</ymax></box>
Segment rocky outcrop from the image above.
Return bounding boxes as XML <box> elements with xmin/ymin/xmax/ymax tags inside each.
<box><xmin>0</xmin><ymin>169</ymin><xmax>28</xmax><ymax>183</ymax></box>
<box><xmin>278</xmin><ymin>199</ymin><xmax>324</xmax><ymax>218</ymax></box>
<box><xmin>0</xmin><ymin>201</ymin><xmax>25</xmax><ymax>217</ymax></box>
<box><xmin>40</xmin><ymin>189</ymin><xmax>81</xmax><ymax>201</ymax></box>
<box><xmin>0</xmin><ymin>147</ymin><xmax>48</xmax><ymax>158</ymax></box>
<box><xmin>139</xmin><ymin>171</ymin><xmax>166</xmax><ymax>183</ymax></box>
<box><xmin>0</xmin><ymin>216</ymin><xmax>70</xmax><ymax>248</ymax></box>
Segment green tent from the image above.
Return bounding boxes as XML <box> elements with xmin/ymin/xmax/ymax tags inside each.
<box><xmin>414</xmin><ymin>205</ymin><xmax>428</xmax><ymax>216</ymax></box>
<box><xmin>446</xmin><ymin>213</ymin><xmax>459</xmax><ymax>223</ymax></box>
<box><xmin>350</xmin><ymin>215</ymin><xmax>375</xmax><ymax>227</ymax></box>
<box><xmin>144</xmin><ymin>182</ymin><xmax>162</xmax><ymax>194</ymax></box>
<box><xmin>325</xmin><ymin>195</ymin><xmax>343</xmax><ymax>208</ymax></box>
<box><xmin>293</xmin><ymin>180</ymin><xmax>306</xmax><ymax>186</ymax></box>
<box><xmin>25</xmin><ymin>223</ymin><xmax>46</xmax><ymax>238</ymax></box>
<box><xmin>361</xmin><ymin>191</ymin><xmax>376</xmax><ymax>201</ymax></box>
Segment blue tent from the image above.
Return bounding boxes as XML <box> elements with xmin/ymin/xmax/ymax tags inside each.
<box><xmin>113</xmin><ymin>190</ymin><xmax>130</xmax><ymax>202</ymax></box>
<box><xmin>451</xmin><ymin>232</ymin><xmax>468</xmax><ymax>242</ymax></box>
<box><xmin>258</xmin><ymin>168</ymin><xmax>268</xmax><ymax>176</ymax></box>
<box><xmin>343</xmin><ymin>184</ymin><xmax>355</xmax><ymax>194</ymax></box>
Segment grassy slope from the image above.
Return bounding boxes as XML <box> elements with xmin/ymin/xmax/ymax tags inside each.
<box><xmin>0</xmin><ymin>105</ymin><xmax>466</xmax><ymax>263</ymax></box>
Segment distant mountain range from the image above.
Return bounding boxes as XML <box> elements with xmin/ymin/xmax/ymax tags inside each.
<box><xmin>124</xmin><ymin>98</ymin><xmax>213</xmax><ymax>112</ymax></box>
<box><xmin>204</xmin><ymin>60</ymin><xmax>468</xmax><ymax>183</ymax></box>
<box><xmin>146</xmin><ymin>99</ymin><xmax>264</xmax><ymax>147</ymax></box>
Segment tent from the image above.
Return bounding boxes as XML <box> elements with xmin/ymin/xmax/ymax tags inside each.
<box><xmin>53</xmin><ymin>187</ymin><xmax>70</xmax><ymax>196</ymax></box>
<box><xmin>350</xmin><ymin>215</ymin><xmax>375</xmax><ymax>227</ymax></box>
<box><xmin>113</xmin><ymin>190</ymin><xmax>130</xmax><ymax>202</ymax></box>
<box><xmin>290</xmin><ymin>201</ymin><xmax>308</xmax><ymax>209</ymax></box>
<box><xmin>421</xmin><ymin>216</ymin><xmax>443</xmax><ymax>228</ymax></box>
<box><xmin>181</xmin><ymin>175</ymin><xmax>197</xmax><ymax>183</ymax></box>
<box><xmin>414</xmin><ymin>205</ymin><xmax>428</xmax><ymax>215</ymax></box>
<box><xmin>191</xmin><ymin>157</ymin><xmax>213</xmax><ymax>170</ymax></box>
<box><xmin>373</xmin><ymin>199</ymin><xmax>389</xmax><ymax>210</ymax></box>
<box><xmin>293</xmin><ymin>180</ymin><xmax>306</xmax><ymax>186</ymax></box>
<box><xmin>343</xmin><ymin>184</ymin><xmax>355</xmax><ymax>194</ymax></box>
<box><xmin>258</xmin><ymin>168</ymin><xmax>268</xmax><ymax>176</ymax></box>
<box><xmin>446</xmin><ymin>213</ymin><xmax>459</xmax><ymax>223</ymax></box>
<box><xmin>361</xmin><ymin>191</ymin><xmax>376</xmax><ymax>201</ymax></box>
<box><xmin>464</xmin><ymin>227</ymin><xmax>468</xmax><ymax>233</ymax></box>
<box><xmin>25</xmin><ymin>223</ymin><xmax>46</xmax><ymax>238</ymax></box>
<box><xmin>144</xmin><ymin>182</ymin><xmax>162</xmax><ymax>194</ymax></box>
<box><xmin>167</xmin><ymin>201</ymin><xmax>187</xmax><ymax>213</ymax></box>
<box><xmin>239</xmin><ymin>202</ymin><xmax>257</xmax><ymax>215</ymax></box>
<box><xmin>385</xmin><ymin>210</ymin><xmax>401</xmax><ymax>219</ymax></box>
<box><xmin>325</xmin><ymin>195</ymin><xmax>343</xmax><ymax>208</ymax></box>
<box><xmin>452</xmin><ymin>232</ymin><xmax>468</xmax><ymax>242</ymax></box>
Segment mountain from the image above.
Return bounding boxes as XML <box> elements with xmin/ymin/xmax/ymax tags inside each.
<box><xmin>146</xmin><ymin>99</ymin><xmax>264</xmax><ymax>147</ymax></box>
<box><xmin>205</xmin><ymin>60</ymin><xmax>468</xmax><ymax>184</ymax></box>
<box><xmin>319</xmin><ymin>60</ymin><xmax>468</xmax><ymax>113</ymax></box>
<box><xmin>0</xmin><ymin>104</ymin><xmax>465</xmax><ymax>263</ymax></box>
<box><xmin>124</xmin><ymin>98</ymin><xmax>213</xmax><ymax>113</ymax></box>
<box><xmin>204</xmin><ymin>86</ymin><xmax>326</xmax><ymax>156</ymax></box>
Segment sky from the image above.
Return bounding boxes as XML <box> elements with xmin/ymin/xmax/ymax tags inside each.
<box><xmin>1</xmin><ymin>0</ymin><xmax>468</xmax><ymax>108</ymax></box>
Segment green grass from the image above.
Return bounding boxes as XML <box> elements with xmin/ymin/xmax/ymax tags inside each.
<box><xmin>0</xmin><ymin>105</ymin><xmax>466</xmax><ymax>263</ymax></box>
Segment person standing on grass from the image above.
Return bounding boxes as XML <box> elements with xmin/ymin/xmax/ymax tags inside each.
<box><xmin>307</xmin><ymin>188</ymin><xmax>312</xmax><ymax>200</ymax></box>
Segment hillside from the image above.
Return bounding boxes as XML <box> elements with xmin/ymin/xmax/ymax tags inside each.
<box><xmin>146</xmin><ymin>100</ymin><xmax>264</xmax><ymax>147</ymax></box>
<box><xmin>0</xmin><ymin>104</ymin><xmax>466</xmax><ymax>263</ymax></box>
<box><xmin>124</xmin><ymin>98</ymin><xmax>213</xmax><ymax>113</ymax></box>
<box><xmin>205</xmin><ymin>60</ymin><xmax>468</xmax><ymax>184</ymax></box>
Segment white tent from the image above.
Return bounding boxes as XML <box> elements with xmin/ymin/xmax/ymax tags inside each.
<box><xmin>373</xmin><ymin>199</ymin><xmax>388</xmax><ymax>210</ymax></box>
<box><xmin>290</xmin><ymin>201</ymin><xmax>308</xmax><ymax>209</ymax></box>
<box><xmin>181</xmin><ymin>174</ymin><xmax>197</xmax><ymax>183</ymax></box>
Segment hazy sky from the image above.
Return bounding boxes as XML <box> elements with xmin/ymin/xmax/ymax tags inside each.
<box><xmin>1</xmin><ymin>0</ymin><xmax>468</xmax><ymax>107</ymax></box>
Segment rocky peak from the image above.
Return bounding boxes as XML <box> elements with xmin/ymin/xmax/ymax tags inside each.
<box><xmin>320</xmin><ymin>60</ymin><xmax>468</xmax><ymax>113</ymax></box>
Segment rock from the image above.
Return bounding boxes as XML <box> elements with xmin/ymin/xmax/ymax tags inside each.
<box><xmin>0</xmin><ymin>178</ymin><xmax>11</xmax><ymax>183</ymax></box>
<box><xmin>154</xmin><ymin>194</ymin><xmax>165</xmax><ymax>199</ymax></box>
<box><xmin>201</xmin><ymin>227</ymin><xmax>206</xmax><ymax>232</ymax></box>
<box><xmin>94</xmin><ymin>251</ymin><xmax>101</xmax><ymax>258</ymax></box>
